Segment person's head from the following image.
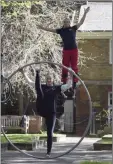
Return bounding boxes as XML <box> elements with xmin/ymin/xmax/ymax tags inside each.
<box><xmin>46</xmin><ymin>73</ymin><xmax>53</xmax><ymax>86</ymax></box>
<box><xmin>63</xmin><ymin>17</ymin><xmax>71</xmax><ymax>28</ymax></box>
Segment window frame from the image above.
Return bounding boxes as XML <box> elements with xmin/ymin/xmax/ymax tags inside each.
<box><xmin>108</xmin><ymin>91</ymin><xmax>112</xmax><ymax>107</ymax></box>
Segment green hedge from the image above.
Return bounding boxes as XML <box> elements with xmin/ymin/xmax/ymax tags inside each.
<box><xmin>81</xmin><ymin>161</ymin><xmax>111</xmax><ymax>164</ymax></box>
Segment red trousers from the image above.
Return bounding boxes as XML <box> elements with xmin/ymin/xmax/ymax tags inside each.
<box><xmin>62</xmin><ymin>48</ymin><xmax>79</xmax><ymax>83</ymax></box>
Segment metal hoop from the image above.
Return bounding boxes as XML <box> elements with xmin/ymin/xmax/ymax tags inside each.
<box><xmin>1</xmin><ymin>61</ymin><xmax>92</xmax><ymax>160</ymax></box>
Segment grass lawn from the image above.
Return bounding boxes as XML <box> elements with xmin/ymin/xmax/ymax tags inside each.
<box><xmin>97</xmin><ymin>139</ymin><xmax>112</xmax><ymax>144</ymax></box>
<box><xmin>102</xmin><ymin>135</ymin><xmax>112</xmax><ymax>140</ymax></box>
<box><xmin>81</xmin><ymin>161</ymin><xmax>112</xmax><ymax>164</ymax></box>
<box><xmin>1</xmin><ymin>133</ymin><xmax>64</xmax><ymax>143</ymax></box>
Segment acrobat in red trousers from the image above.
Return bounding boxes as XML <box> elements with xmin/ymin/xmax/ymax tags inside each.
<box><xmin>62</xmin><ymin>48</ymin><xmax>79</xmax><ymax>84</ymax></box>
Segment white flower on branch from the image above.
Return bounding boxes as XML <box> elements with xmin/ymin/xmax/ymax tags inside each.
<box><xmin>1</xmin><ymin>1</ymin><xmax>95</xmax><ymax>97</ymax></box>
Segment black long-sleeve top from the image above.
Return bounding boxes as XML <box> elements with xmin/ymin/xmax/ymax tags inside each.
<box><xmin>35</xmin><ymin>71</ymin><xmax>62</xmax><ymax>117</ymax></box>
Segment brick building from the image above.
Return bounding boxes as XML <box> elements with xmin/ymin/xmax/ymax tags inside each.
<box><xmin>75</xmin><ymin>1</ymin><xmax>112</xmax><ymax>135</ymax></box>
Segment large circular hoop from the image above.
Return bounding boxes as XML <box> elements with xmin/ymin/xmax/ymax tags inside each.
<box><xmin>1</xmin><ymin>61</ymin><xmax>92</xmax><ymax>160</ymax></box>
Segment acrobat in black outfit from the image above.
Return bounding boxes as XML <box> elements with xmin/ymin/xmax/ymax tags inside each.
<box><xmin>21</xmin><ymin>69</ymin><xmax>72</xmax><ymax>157</ymax></box>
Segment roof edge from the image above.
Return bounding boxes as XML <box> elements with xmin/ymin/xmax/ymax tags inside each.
<box><xmin>77</xmin><ymin>31</ymin><xmax>112</xmax><ymax>39</ymax></box>
<box><xmin>78</xmin><ymin>30</ymin><xmax>112</xmax><ymax>32</ymax></box>
<box><xmin>87</xmin><ymin>0</ymin><xmax>112</xmax><ymax>2</ymax></box>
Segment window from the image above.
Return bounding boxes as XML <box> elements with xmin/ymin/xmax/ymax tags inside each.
<box><xmin>109</xmin><ymin>39</ymin><xmax>112</xmax><ymax>64</ymax></box>
<box><xmin>108</xmin><ymin>91</ymin><xmax>112</xmax><ymax>107</ymax></box>
<box><xmin>108</xmin><ymin>92</ymin><xmax>112</xmax><ymax>126</ymax></box>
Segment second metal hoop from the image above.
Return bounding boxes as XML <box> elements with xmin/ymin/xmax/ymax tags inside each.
<box><xmin>2</xmin><ymin>61</ymin><xmax>92</xmax><ymax>160</ymax></box>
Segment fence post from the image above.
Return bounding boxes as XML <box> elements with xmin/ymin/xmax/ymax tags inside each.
<box><xmin>90</xmin><ymin>112</ymin><xmax>96</xmax><ymax>135</ymax></box>
<box><xmin>92</xmin><ymin>112</ymin><xmax>96</xmax><ymax>134</ymax></box>
<box><xmin>23</xmin><ymin>115</ymin><xmax>29</xmax><ymax>134</ymax></box>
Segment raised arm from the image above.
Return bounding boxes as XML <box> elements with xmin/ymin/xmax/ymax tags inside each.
<box><xmin>35</xmin><ymin>71</ymin><xmax>44</xmax><ymax>98</ymax></box>
<box><xmin>37</xmin><ymin>24</ymin><xmax>56</xmax><ymax>33</ymax></box>
<box><xmin>77</xmin><ymin>6</ymin><xmax>90</xmax><ymax>29</ymax></box>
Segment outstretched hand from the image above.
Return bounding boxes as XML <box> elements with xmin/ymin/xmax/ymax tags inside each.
<box><xmin>34</xmin><ymin>66</ymin><xmax>41</xmax><ymax>74</ymax></box>
<box><xmin>84</xmin><ymin>7</ymin><xmax>90</xmax><ymax>14</ymax></box>
<box><xmin>29</xmin><ymin>63</ymin><xmax>40</xmax><ymax>73</ymax></box>
<box><xmin>35</xmin><ymin>69</ymin><xmax>40</xmax><ymax>73</ymax></box>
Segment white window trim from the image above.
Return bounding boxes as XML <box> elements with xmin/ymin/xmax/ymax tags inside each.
<box><xmin>109</xmin><ymin>39</ymin><xmax>112</xmax><ymax>64</ymax></box>
<box><xmin>108</xmin><ymin>91</ymin><xmax>112</xmax><ymax>107</ymax></box>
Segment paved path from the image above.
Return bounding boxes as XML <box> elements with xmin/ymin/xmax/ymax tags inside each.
<box><xmin>1</xmin><ymin>137</ymin><xmax>112</xmax><ymax>164</ymax></box>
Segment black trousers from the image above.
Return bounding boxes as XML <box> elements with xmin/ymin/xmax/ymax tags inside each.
<box><xmin>45</xmin><ymin>115</ymin><xmax>56</xmax><ymax>154</ymax></box>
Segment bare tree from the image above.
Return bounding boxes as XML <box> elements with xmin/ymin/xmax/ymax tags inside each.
<box><xmin>1</xmin><ymin>0</ymin><xmax>94</xmax><ymax>95</ymax></box>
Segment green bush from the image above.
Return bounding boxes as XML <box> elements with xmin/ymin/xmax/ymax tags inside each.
<box><xmin>97</xmin><ymin>126</ymin><xmax>112</xmax><ymax>137</ymax></box>
<box><xmin>103</xmin><ymin>126</ymin><xmax>112</xmax><ymax>134</ymax></box>
<box><xmin>81</xmin><ymin>161</ymin><xmax>111</xmax><ymax>164</ymax></box>
<box><xmin>6</xmin><ymin>128</ymin><xmax>24</xmax><ymax>134</ymax></box>
<box><xmin>97</xmin><ymin>130</ymin><xmax>104</xmax><ymax>137</ymax></box>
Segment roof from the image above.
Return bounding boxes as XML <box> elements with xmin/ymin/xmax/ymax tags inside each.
<box><xmin>88</xmin><ymin>0</ymin><xmax>112</xmax><ymax>1</ymax></box>
<box><xmin>78</xmin><ymin>2</ymin><xmax>112</xmax><ymax>32</ymax></box>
